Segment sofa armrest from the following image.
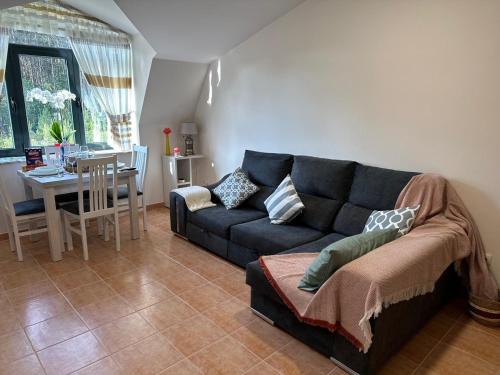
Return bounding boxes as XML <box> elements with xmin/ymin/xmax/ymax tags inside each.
<box><xmin>169</xmin><ymin>174</ymin><xmax>230</xmax><ymax>235</ymax></box>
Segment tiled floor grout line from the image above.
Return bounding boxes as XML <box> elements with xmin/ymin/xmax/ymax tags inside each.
<box><xmin>23</xmin><ymin>230</ymin><xmax>238</xmax><ymax>374</ymax></box>
<box><xmin>410</xmin><ymin>312</ymin><xmax>463</xmax><ymax>374</ymax></box>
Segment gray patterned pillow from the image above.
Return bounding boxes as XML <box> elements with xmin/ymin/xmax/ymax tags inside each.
<box><xmin>213</xmin><ymin>167</ymin><xmax>260</xmax><ymax>209</ymax></box>
<box><xmin>363</xmin><ymin>205</ymin><xmax>420</xmax><ymax>237</ymax></box>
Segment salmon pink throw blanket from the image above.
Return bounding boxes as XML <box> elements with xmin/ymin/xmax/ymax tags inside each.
<box><xmin>259</xmin><ymin>174</ymin><xmax>499</xmax><ymax>353</ymax></box>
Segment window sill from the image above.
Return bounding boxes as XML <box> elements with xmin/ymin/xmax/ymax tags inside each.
<box><xmin>0</xmin><ymin>150</ymin><xmax>131</xmax><ymax>166</ymax></box>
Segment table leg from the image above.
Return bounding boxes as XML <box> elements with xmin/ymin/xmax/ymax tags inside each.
<box><xmin>24</xmin><ymin>183</ymin><xmax>34</xmax><ymax>200</ymax></box>
<box><xmin>43</xmin><ymin>188</ymin><xmax>63</xmax><ymax>261</ymax></box>
<box><xmin>127</xmin><ymin>175</ymin><xmax>140</xmax><ymax>239</ymax></box>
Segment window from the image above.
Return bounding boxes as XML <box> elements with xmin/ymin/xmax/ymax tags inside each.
<box><xmin>0</xmin><ymin>39</ymin><xmax>112</xmax><ymax>156</ymax></box>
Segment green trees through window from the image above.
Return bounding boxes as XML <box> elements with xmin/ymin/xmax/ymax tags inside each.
<box><xmin>0</xmin><ymin>36</ymin><xmax>111</xmax><ymax>156</ymax></box>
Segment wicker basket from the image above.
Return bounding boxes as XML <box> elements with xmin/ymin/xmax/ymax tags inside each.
<box><xmin>468</xmin><ymin>295</ymin><xmax>500</xmax><ymax>326</ymax></box>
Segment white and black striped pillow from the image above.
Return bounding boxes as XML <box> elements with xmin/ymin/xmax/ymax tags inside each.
<box><xmin>264</xmin><ymin>175</ymin><xmax>305</xmax><ymax>224</ymax></box>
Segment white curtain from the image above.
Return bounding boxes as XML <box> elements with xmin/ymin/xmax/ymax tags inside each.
<box><xmin>0</xmin><ymin>27</ymin><xmax>9</xmax><ymax>101</ymax></box>
<box><xmin>70</xmin><ymin>38</ymin><xmax>133</xmax><ymax>150</ymax></box>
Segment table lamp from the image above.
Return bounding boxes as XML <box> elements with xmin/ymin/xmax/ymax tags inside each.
<box><xmin>181</xmin><ymin>122</ymin><xmax>198</xmax><ymax>156</ymax></box>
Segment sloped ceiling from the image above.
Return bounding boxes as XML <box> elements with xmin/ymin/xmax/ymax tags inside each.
<box><xmin>114</xmin><ymin>0</ymin><xmax>305</xmax><ymax>63</ymax></box>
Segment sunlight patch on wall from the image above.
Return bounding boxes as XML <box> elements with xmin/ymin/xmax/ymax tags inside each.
<box><xmin>206</xmin><ymin>69</ymin><xmax>213</xmax><ymax>106</ymax></box>
<box><xmin>216</xmin><ymin>59</ymin><xmax>221</xmax><ymax>87</ymax></box>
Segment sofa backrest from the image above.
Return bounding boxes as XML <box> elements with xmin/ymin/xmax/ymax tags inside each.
<box><xmin>333</xmin><ymin>165</ymin><xmax>419</xmax><ymax>236</ymax></box>
<box><xmin>290</xmin><ymin>155</ymin><xmax>357</xmax><ymax>232</ymax></box>
<box><xmin>241</xmin><ymin>150</ymin><xmax>294</xmax><ymax>187</ymax></box>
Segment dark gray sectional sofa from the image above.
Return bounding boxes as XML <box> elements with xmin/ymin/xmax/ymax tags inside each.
<box><xmin>170</xmin><ymin>150</ymin><xmax>462</xmax><ymax>375</ymax></box>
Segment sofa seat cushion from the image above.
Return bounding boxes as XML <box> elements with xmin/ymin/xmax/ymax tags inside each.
<box><xmin>282</xmin><ymin>232</ymin><xmax>346</xmax><ymax>254</ymax></box>
<box><xmin>230</xmin><ymin>217</ymin><xmax>323</xmax><ymax>255</ymax></box>
<box><xmin>188</xmin><ymin>204</ymin><xmax>266</xmax><ymax>239</ymax></box>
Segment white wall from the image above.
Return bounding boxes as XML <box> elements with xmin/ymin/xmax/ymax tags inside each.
<box><xmin>139</xmin><ymin>58</ymin><xmax>207</xmax><ymax>204</ymax></box>
<box><xmin>195</xmin><ymin>0</ymin><xmax>500</xmax><ymax>281</ymax></box>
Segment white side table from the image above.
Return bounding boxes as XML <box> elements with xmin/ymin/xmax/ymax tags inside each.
<box><xmin>162</xmin><ymin>154</ymin><xmax>204</xmax><ymax>207</ymax></box>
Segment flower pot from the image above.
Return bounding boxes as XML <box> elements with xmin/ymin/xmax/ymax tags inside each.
<box><xmin>468</xmin><ymin>295</ymin><xmax>500</xmax><ymax>326</ymax></box>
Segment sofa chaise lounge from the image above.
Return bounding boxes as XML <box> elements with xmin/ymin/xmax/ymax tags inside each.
<box><xmin>170</xmin><ymin>150</ymin><xmax>462</xmax><ymax>375</ymax></box>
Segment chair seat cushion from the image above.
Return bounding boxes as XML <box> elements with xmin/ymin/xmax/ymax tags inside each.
<box><xmin>55</xmin><ymin>191</ymin><xmax>89</xmax><ymax>204</ymax></box>
<box><xmin>230</xmin><ymin>217</ymin><xmax>323</xmax><ymax>255</ymax></box>
<box><xmin>188</xmin><ymin>204</ymin><xmax>266</xmax><ymax>239</ymax></box>
<box><xmin>107</xmin><ymin>186</ymin><xmax>143</xmax><ymax>200</ymax></box>
<box><xmin>14</xmin><ymin>198</ymin><xmax>47</xmax><ymax>216</ymax></box>
<box><xmin>62</xmin><ymin>199</ymin><xmax>114</xmax><ymax>215</ymax></box>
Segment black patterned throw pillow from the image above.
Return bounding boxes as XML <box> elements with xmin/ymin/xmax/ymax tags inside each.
<box><xmin>363</xmin><ymin>205</ymin><xmax>420</xmax><ymax>237</ymax></box>
<box><xmin>213</xmin><ymin>167</ymin><xmax>260</xmax><ymax>209</ymax></box>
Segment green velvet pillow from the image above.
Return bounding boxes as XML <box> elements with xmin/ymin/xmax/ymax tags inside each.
<box><xmin>298</xmin><ymin>229</ymin><xmax>399</xmax><ymax>292</ymax></box>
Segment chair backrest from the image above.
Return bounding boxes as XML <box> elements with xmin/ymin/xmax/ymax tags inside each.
<box><xmin>0</xmin><ymin>177</ymin><xmax>14</xmax><ymax>216</ymax></box>
<box><xmin>131</xmin><ymin>144</ymin><xmax>149</xmax><ymax>193</ymax></box>
<box><xmin>77</xmin><ymin>155</ymin><xmax>118</xmax><ymax>214</ymax></box>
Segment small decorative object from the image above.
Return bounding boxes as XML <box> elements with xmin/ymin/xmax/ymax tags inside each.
<box><xmin>181</xmin><ymin>122</ymin><xmax>198</xmax><ymax>156</ymax></box>
<box><xmin>173</xmin><ymin>147</ymin><xmax>181</xmax><ymax>157</ymax></box>
<box><xmin>163</xmin><ymin>127</ymin><xmax>172</xmax><ymax>155</ymax></box>
<box><xmin>469</xmin><ymin>295</ymin><xmax>500</xmax><ymax>326</ymax></box>
<box><xmin>24</xmin><ymin>148</ymin><xmax>44</xmax><ymax>170</ymax></box>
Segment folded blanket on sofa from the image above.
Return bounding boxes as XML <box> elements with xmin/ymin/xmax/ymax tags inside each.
<box><xmin>259</xmin><ymin>173</ymin><xmax>499</xmax><ymax>353</ymax></box>
<box><xmin>172</xmin><ymin>186</ymin><xmax>216</xmax><ymax>212</ymax></box>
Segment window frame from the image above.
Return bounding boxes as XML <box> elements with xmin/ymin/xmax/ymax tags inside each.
<box><xmin>1</xmin><ymin>43</ymin><xmax>85</xmax><ymax>157</ymax></box>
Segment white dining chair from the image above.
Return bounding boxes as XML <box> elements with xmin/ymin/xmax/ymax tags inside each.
<box><xmin>108</xmin><ymin>145</ymin><xmax>149</xmax><ymax>231</ymax></box>
<box><xmin>62</xmin><ymin>155</ymin><xmax>120</xmax><ymax>261</ymax></box>
<box><xmin>0</xmin><ymin>177</ymin><xmax>53</xmax><ymax>261</ymax></box>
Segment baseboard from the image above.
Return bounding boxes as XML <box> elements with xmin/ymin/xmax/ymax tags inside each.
<box><xmin>147</xmin><ymin>202</ymin><xmax>167</xmax><ymax>210</ymax></box>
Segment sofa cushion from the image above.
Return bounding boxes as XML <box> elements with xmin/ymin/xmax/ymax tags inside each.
<box><xmin>265</xmin><ymin>175</ymin><xmax>304</xmax><ymax>225</ymax></box>
<box><xmin>298</xmin><ymin>229</ymin><xmax>399</xmax><ymax>291</ymax></box>
<box><xmin>231</xmin><ymin>217</ymin><xmax>323</xmax><ymax>255</ymax></box>
<box><xmin>349</xmin><ymin>165</ymin><xmax>418</xmax><ymax>211</ymax></box>
<box><xmin>243</xmin><ymin>185</ymin><xmax>274</xmax><ymax>212</ymax></box>
<box><xmin>241</xmin><ymin>150</ymin><xmax>294</xmax><ymax>187</ymax></box>
<box><xmin>188</xmin><ymin>204</ymin><xmax>266</xmax><ymax>239</ymax></box>
<box><xmin>282</xmin><ymin>232</ymin><xmax>346</xmax><ymax>254</ymax></box>
<box><xmin>294</xmin><ymin>193</ymin><xmax>342</xmax><ymax>232</ymax></box>
<box><xmin>363</xmin><ymin>205</ymin><xmax>420</xmax><ymax>237</ymax></box>
<box><xmin>213</xmin><ymin>168</ymin><xmax>260</xmax><ymax>209</ymax></box>
<box><xmin>333</xmin><ymin>203</ymin><xmax>373</xmax><ymax>236</ymax></box>
<box><xmin>290</xmin><ymin>156</ymin><xmax>356</xmax><ymax>201</ymax></box>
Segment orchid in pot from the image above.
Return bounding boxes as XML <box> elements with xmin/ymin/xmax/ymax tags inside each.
<box><xmin>26</xmin><ymin>88</ymin><xmax>77</xmax><ymax>145</ymax></box>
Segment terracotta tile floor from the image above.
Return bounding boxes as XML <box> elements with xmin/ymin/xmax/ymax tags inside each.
<box><xmin>0</xmin><ymin>206</ymin><xmax>498</xmax><ymax>374</ymax></box>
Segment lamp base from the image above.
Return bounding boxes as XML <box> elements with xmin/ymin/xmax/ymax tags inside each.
<box><xmin>184</xmin><ymin>135</ymin><xmax>194</xmax><ymax>156</ymax></box>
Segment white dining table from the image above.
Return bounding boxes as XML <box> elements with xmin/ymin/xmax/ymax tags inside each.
<box><xmin>17</xmin><ymin>168</ymin><xmax>140</xmax><ymax>262</ymax></box>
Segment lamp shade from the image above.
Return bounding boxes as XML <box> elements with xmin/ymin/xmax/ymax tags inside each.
<box><xmin>181</xmin><ymin>122</ymin><xmax>198</xmax><ymax>135</ymax></box>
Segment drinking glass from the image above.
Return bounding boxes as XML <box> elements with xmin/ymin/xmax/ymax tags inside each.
<box><xmin>80</xmin><ymin>146</ymin><xmax>89</xmax><ymax>159</ymax></box>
